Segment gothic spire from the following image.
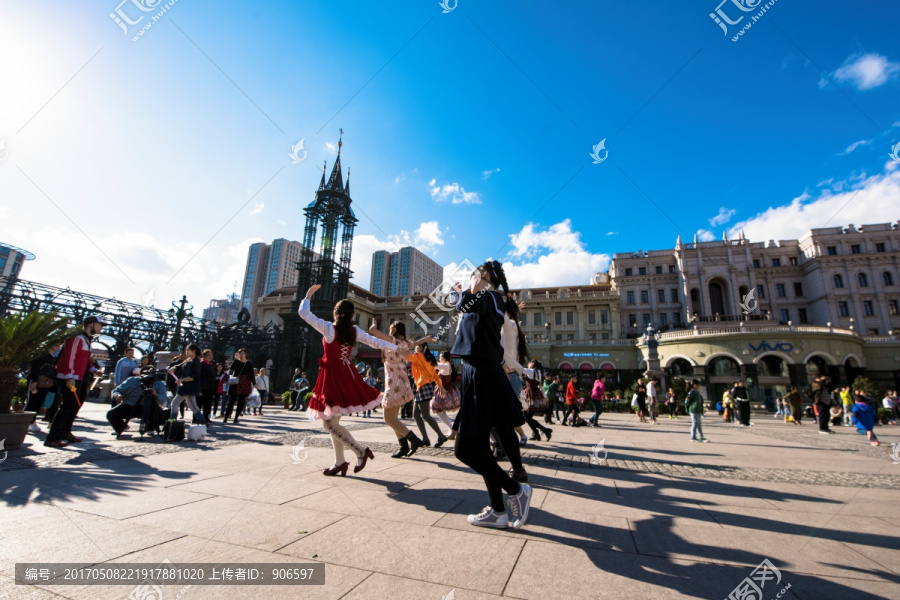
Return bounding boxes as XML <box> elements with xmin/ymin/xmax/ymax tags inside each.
<box><xmin>325</xmin><ymin>129</ymin><xmax>344</xmax><ymax>190</ymax></box>
<box><xmin>319</xmin><ymin>161</ymin><xmax>326</xmax><ymax>190</ymax></box>
<box><xmin>344</xmin><ymin>168</ymin><xmax>350</xmax><ymax>196</ymax></box>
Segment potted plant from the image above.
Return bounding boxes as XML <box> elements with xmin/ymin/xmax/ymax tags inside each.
<box><xmin>0</xmin><ymin>311</ymin><xmax>75</xmax><ymax>450</ymax></box>
<box><xmin>281</xmin><ymin>390</ymin><xmax>292</xmax><ymax>409</ymax></box>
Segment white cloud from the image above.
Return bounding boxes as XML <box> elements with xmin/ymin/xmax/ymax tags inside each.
<box><xmin>727</xmin><ymin>168</ymin><xmax>900</xmax><ymax>242</ymax></box>
<box><xmin>413</xmin><ymin>221</ymin><xmax>444</xmax><ymax>250</ymax></box>
<box><xmin>481</xmin><ymin>167</ymin><xmax>501</xmax><ymax>180</ymax></box>
<box><xmin>708</xmin><ymin>207</ymin><xmax>735</xmax><ymax>227</ymax></box>
<box><xmin>824</xmin><ymin>52</ymin><xmax>900</xmax><ymax>91</ymax></box>
<box><xmin>324</xmin><ymin>142</ymin><xmax>337</xmax><ymax>154</ymax></box>
<box><xmin>250</xmin><ymin>201</ymin><xmax>265</xmax><ymax>216</ymax></box>
<box><xmin>696</xmin><ymin>229</ymin><xmax>716</xmax><ymax>242</ymax></box>
<box><xmin>502</xmin><ymin>220</ymin><xmax>610</xmax><ymax>288</ymax></box>
<box><xmin>606</xmin><ymin>231</ymin><xmax>618</xmax><ymax>236</ymax></box>
<box><xmin>429</xmin><ymin>180</ymin><xmax>482</xmax><ymax>204</ymax></box>
<box><xmin>839</xmin><ymin>139</ymin><xmax>872</xmax><ymax>155</ymax></box>
<box><xmin>348</xmin><ymin>221</ymin><xmax>447</xmax><ymax>290</ymax></box>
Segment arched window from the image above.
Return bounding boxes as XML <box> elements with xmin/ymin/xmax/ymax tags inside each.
<box><xmin>668</xmin><ymin>358</ymin><xmax>694</xmax><ymax>378</ymax></box>
<box><xmin>857</xmin><ymin>273</ymin><xmax>868</xmax><ymax>288</ymax></box>
<box><xmin>707</xmin><ymin>356</ymin><xmax>741</xmax><ymax>377</ymax></box>
<box><xmin>883</xmin><ymin>272</ymin><xmax>894</xmax><ymax>287</ymax></box>
<box><xmin>833</xmin><ymin>274</ymin><xmax>843</xmax><ymax>289</ymax></box>
<box><xmin>806</xmin><ymin>356</ymin><xmax>829</xmax><ymax>378</ymax></box>
<box><xmin>758</xmin><ymin>355</ymin><xmax>788</xmax><ymax>377</ymax></box>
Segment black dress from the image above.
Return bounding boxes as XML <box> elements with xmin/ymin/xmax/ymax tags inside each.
<box><xmin>450</xmin><ymin>289</ymin><xmax>525</xmax><ymax>435</ymax></box>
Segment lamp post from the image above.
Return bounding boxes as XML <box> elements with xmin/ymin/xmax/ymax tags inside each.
<box><xmin>168</xmin><ymin>295</ymin><xmax>193</xmax><ymax>351</ymax></box>
<box><xmin>642</xmin><ymin>323</ymin><xmax>665</xmax><ymax>405</ymax></box>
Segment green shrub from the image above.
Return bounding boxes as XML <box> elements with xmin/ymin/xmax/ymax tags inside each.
<box><xmin>851</xmin><ymin>376</ymin><xmax>881</xmax><ymax>401</ymax></box>
<box><xmin>876</xmin><ymin>408</ymin><xmax>893</xmax><ymax>424</ymax></box>
<box><xmin>304</xmin><ymin>391</ymin><xmax>314</xmax><ymax>404</ymax></box>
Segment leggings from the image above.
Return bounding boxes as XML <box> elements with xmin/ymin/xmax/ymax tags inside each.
<box><xmin>382</xmin><ymin>404</ymin><xmax>411</xmax><ymax>439</ymax></box>
<box><xmin>490</xmin><ymin>426</ymin><xmax>525</xmax><ymax>473</ymax></box>
<box><xmin>455</xmin><ymin>431</ymin><xmax>521</xmax><ymax>512</ymax></box>
<box><xmin>171</xmin><ymin>394</ymin><xmax>206</xmax><ymax>423</ymax></box>
<box><xmin>223</xmin><ymin>392</ymin><xmax>248</xmax><ymax>421</ymax></box>
<box><xmin>414</xmin><ymin>400</ymin><xmax>444</xmax><ymax>441</ymax></box>
<box><xmin>667</xmin><ymin>403</ymin><xmax>677</xmax><ymax>417</ymax></box>
<box><xmin>524</xmin><ymin>411</ymin><xmax>550</xmax><ymax>436</ymax></box>
<box><xmin>321</xmin><ymin>415</ymin><xmax>364</xmax><ymax>466</ymax></box>
<box><xmin>435</xmin><ymin>411</ymin><xmax>454</xmax><ymax>434</ymax></box>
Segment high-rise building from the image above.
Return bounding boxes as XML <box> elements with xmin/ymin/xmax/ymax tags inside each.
<box><xmin>0</xmin><ymin>242</ymin><xmax>35</xmax><ymax>280</ymax></box>
<box><xmin>370</xmin><ymin>246</ymin><xmax>443</xmax><ymax>297</ymax></box>
<box><xmin>202</xmin><ymin>293</ymin><xmax>241</xmax><ymax>325</ymax></box>
<box><xmin>240</xmin><ymin>238</ymin><xmax>305</xmax><ymax>321</ymax></box>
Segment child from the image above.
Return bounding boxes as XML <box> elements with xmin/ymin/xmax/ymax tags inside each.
<box><xmin>851</xmin><ymin>394</ymin><xmax>879</xmax><ymax>446</ymax></box>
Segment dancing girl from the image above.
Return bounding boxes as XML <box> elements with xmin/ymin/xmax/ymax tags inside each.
<box><xmin>409</xmin><ymin>342</ymin><xmax>448</xmax><ymax>447</ymax></box>
<box><xmin>431</xmin><ymin>351</ymin><xmax>461</xmax><ymax>441</ymax></box>
<box><xmin>369</xmin><ymin>320</ymin><xmax>430</xmax><ymax>458</ymax></box>
<box><xmin>451</xmin><ymin>260</ymin><xmax>532</xmax><ymax>529</ymax></box>
<box><xmin>299</xmin><ymin>284</ymin><xmax>397</xmax><ymax>476</ymax></box>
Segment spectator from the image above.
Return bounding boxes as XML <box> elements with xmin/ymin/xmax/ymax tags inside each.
<box><xmin>665</xmin><ymin>387</ymin><xmax>678</xmax><ymax>420</ymax></box>
<box><xmin>589</xmin><ymin>376</ymin><xmax>605</xmax><ymax>427</ymax></box>
<box><xmin>199</xmin><ymin>349</ymin><xmax>217</xmax><ymax>421</ymax></box>
<box><xmin>255</xmin><ymin>367</ymin><xmax>269</xmax><ymax>415</ymax></box>
<box><xmin>24</xmin><ymin>343</ymin><xmax>62</xmax><ymax>434</ymax></box>
<box><xmin>840</xmin><ymin>386</ymin><xmax>853</xmax><ymax>427</ymax></box>
<box><xmin>812</xmin><ymin>375</ymin><xmax>834</xmax><ymax>434</ymax></box>
<box><xmin>732</xmin><ymin>380</ymin><xmax>751</xmax><ymax>426</ymax></box>
<box><xmin>114</xmin><ymin>348</ymin><xmax>138</xmax><ymax>387</ymax></box>
<box><xmin>784</xmin><ymin>386</ymin><xmax>802</xmax><ymax>426</ymax></box>
<box><xmin>290</xmin><ymin>369</ymin><xmax>309</xmax><ymax>411</ymax></box>
<box><xmin>686</xmin><ymin>379</ymin><xmax>709</xmax><ymax>442</ymax></box>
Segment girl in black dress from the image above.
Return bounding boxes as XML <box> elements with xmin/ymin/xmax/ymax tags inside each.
<box><xmin>451</xmin><ymin>260</ymin><xmax>532</xmax><ymax>530</ymax></box>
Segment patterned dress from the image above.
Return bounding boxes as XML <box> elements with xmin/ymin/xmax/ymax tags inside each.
<box><xmin>381</xmin><ymin>338</ymin><xmax>415</xmax><ymax>409</ymax></box>
<box><xmin>432</xmin><ymin>363</ymin><xmax>461</xmax><ymax>413</ymax></box>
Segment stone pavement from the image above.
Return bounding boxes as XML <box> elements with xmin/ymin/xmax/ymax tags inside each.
<box><xmin>2</xmin><ymin>401</ymin><xmax>899</xmax><ymax>600</ymax></box>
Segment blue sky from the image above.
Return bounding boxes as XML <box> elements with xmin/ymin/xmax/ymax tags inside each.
<box><xmin>1</xmin><ymin>0</ymin><xmax>899</xmax><ymax>309</ymax></box>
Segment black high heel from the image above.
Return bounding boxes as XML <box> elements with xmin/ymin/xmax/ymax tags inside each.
<box><xmin>323</xmin><ymin>462</ymin><xmax>349</xmax><ymax>477</ymax></box>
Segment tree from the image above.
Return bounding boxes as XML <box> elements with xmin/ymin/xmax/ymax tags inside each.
<box><xmin>851</xmin><ymin>375</ymin><xmax>881</xmax><ymax>402</ymax></box>
<box><xmin>0</xmin><ymin>312</ymin><xmax>76</xmax><ymax>414</ymax></box>
<box><xmin>671</xmin><ymin>376</ymin><xmax>687</xmax><ymax>402</ymax></box>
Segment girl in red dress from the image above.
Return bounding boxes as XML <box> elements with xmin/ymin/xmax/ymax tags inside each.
<box><xmin>298</xmin><ymin>284</ymin><xmax>399</xmax><ymax>476</ymax></box>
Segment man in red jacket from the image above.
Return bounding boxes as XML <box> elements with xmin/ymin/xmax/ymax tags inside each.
<box><xmin>45</xmin><ymin>315</ymin><xmax>104</xmax><ymax>447</ymax></box>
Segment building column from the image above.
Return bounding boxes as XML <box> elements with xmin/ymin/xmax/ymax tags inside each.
<box><xmin>741</xmin><ymin>362</ymin><xmax>760</xmax><ymax>404</ymax></box>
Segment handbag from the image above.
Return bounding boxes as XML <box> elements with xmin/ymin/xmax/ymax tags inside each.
<box><xmin>631</xmin><ymin>394</ymin><xmax>639</xmax><ymax>408</ymax></box>
<box><xmin>163</xmin><ymin>420</ymin><xmax>185</xmax><ymax>442</ymax></box>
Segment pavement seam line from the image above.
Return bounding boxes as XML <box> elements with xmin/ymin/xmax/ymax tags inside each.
<box><xmin>499</xmin><ymin>538</ymin><xmax>528</xmax><ymax>597</ymax></box>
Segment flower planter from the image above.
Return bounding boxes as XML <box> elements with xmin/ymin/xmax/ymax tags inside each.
<box><xmin>0</xmin><ymin>411</ymin><xmax>36</xmax><ymax>451</ymax></box>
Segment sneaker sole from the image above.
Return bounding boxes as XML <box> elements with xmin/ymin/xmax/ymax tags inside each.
<box><xmin>467</xmin><ymin>518</ymin><xmax>508</xmax><ymax>529</ymax></box>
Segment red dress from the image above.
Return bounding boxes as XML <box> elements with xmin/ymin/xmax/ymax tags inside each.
<box><xmin>307</xmin><ymin>336</ymin><xmax>381</xmax><ymax>420</ymax></box>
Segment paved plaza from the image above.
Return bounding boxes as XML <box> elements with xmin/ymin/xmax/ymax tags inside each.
<box><xmin>2</xmin><ymin>402</ymin><xmax>899</xmax><ymax>600</ymax></box>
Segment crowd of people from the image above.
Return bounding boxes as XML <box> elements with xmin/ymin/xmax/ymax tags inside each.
<box><xmin>18</xmin><ymin>260</ymin><xmax>899</xmax><ymax>529</ymax></box>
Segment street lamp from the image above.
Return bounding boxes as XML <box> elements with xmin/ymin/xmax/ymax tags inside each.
<box><xmin>168</xmin><ymin>295</ymin><xmax>193</xmax><ymax>351</ymax></box>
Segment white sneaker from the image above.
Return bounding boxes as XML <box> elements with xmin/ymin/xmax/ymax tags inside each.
<box><xmin>467</xmin><ymin>506</ymin><xmax>508</xmax><ymax>529</ymax></box>
<box><xmin>507</xmin><ymin>483</ymin><xmax>533</xmax><ymax>529</ymax></box>
<box><xmin>28</xmin><ymin>422</ymin><xmax>41</xmax><ymax>433</ymax></box>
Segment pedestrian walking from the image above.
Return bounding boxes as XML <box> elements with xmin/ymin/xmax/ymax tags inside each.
<box><xmin>732</xmin><ymin>380</ymin><xmax>752</xmax><ymax>426</ymax></box>
<box><xmin>45</xmin><ymin>315</ymin><xmax>105</xmax><ymax>448</ymax></box>
<box><xmin>589</xmin><ymin>376</ymin><xmax>605</xmax><ymax>427</ymax></box>
<box><xmin>222</xmin><ymin>349</ymin><xmax>255</xmax><ymax>424</ymax></box>
<box><xmin>784</xmin><ymin>386</ymin><xmax>802</xmax><ymax>425</ymax></box>
<box><xmin>665</xmin><ymin>387</ymin><xmax>678</xmax><ymax>420</ymax></box>
<box><xmin>686</xmin><ymin>379</ymin><xmax>709</xmax><ymax>443</ymax></box>
<box><xmin>169</xmin><ymin>344</ymin><xmax>207</xmax><ymax>425</ymax></box>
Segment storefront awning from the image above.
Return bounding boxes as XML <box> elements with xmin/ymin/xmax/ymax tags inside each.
<box><xmin>600</xmin><ymin>362</ymin><xmax>616</xmax><ymax>371</ymax></box>
<box><xmin>558</xmin><ymin>362</ymin><xmax>573</xmax><ymax>370</ymax></box>
<box><xmin>579</xmin><ymin>362</ymin><xmax>593</xmax><ymax>370</ymax></box>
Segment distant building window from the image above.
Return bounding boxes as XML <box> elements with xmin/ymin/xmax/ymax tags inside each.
<box><xmin>589</xmin><ymin>333</ymin><xmax>596</xmax><ymax>340</ymax></box>
<box><xmin>533</xmin><ymin>312</ymin><xmax>543</xmax><ymax>326</ymax></box>
<box><xmin>863</xmin><ymin>301</ymin><xmax>874</xmax><ymax>316</ymax></box>
<box><xmin>627</xmin><ymin>291</ymin><xmax>635</xmax><ymax>305</ymax></box>
<box><xmin>798</xmin><ymin>308</ymin><xmax>808</xmax><ymax>323</ymax></box>
<box><xmin>655</xmin><ymin>266</ymin><xmax>663</xmax><ymax>274</ymax></box>
<box><xmin>876</xmin><ymin>242</ymin><xmax>886</xmax><ymax>252</ymax></box>
<box><xmin>789</xmin><ymin>257</ymin><xmax>798</xmax><ymax>266</ymax></box>
<box><xmin>826</xmin><ymin>246</ymin><xmax>837</xmax><ymax>255</ymax></box>
<box><xmin>629</xmin><ymin>314</ymin><xmax>637</xmax><ymax>328</ymax></box>
<box><xmin>838</xmin><ymin>301</ymin><xmax>849</xmax><ymax>317</ymax></box>
<box><xmin>776</xmin><ymin>284</ymin><xmax>785</xmax><ymax>298</ymax></box>
<box><xmin>669</xmin><ymin>265</ymin><xmax>676</xmax><ymax>273</ymax></box>
<box><xmin>772</xmin><ymin>258</ymin><xmax>781</xmax><ymax>267</ymax></box>
<box><xmin>601</xmin><ymin>310</ymin><xmax>609</xmax><ymax>324</ymax></box>
<box><xmin>659</xmin><ymin>313</ymin><xmax>668</xmax><ymax>326</ymax></box>
<box><xmin>566</xmin><ymin>311</ymin><xmax>574</xmax><ymax>325</ymax></box>
<box><xmin>639</xmin><ymin>267</ymin><xmax>647</xmax><ymax>275</ymax></box>
<box><xmin>602</xmin><ymin>332</ymin><xmax>610</xmax><ymax>339</ymax></box>
<box><xmin>889</xmin><ymin>300</ymin><xmax>899</xmax><ymax>316</ymax></box>
<box><xmin>671</xmin><ymin>289</ymin><xmax>679</xmax><ymax>303</ymax></box>
<box><xmin>858</xmin><ymin>273</ymin><xmax>868</xmax><ymax>288</ymax></box>
<box><xmin>658</xmin><ymin>289</ymin><xmax>666</xmax><ymax>303</ymax></box>
<box><xmin>588</xmin><ymin>310</ymin><xmax>596</xmax><ymax>324</ymax></box>
<box><xmin>794</xmin><ymin>282</ymin><xmax>803</xmax><ymax>297</ymax></box>
<box><xmin>567</xmin><ymin>333</ymin><xmax>574</xmax><ymax>341</ymax></box>
<box><xmin>556</xmin><ymin>334</ymin><xmax>563</xmax><ymax>341</ymax></box>
<box><xmin>674</xmin><ymin>312</ymin><xmax>682</xmax><ymax>324</ymax></box>
<box><xmin>640</xmin><ymin>290</ymin><xmax>649</xmax><ymax>303</ymax></box>
<box><xmin>757</xmin><ymin>284</ymin><xmax>765</xmax><ymax>299</ymax></box>
<box><xmin>625</xmin><ymin>268</ymin><xmax>633</xmax><ymax>276</ymax></box>
<box><xmin>883</xmin><ymin>272</ymin><xmax>894</xmax><ymax>287</ymax></box>
<box><xmin>642</xmin><ymin>313</ymin><xmax>651</xmax><ymax>326</ymax></box>
<box><xmin>752</xmin><ymin>259</ymin><xmax>760</xmax><ymax>268</ymax></box>
<box><xmin>555</xmin><ymin>312</ymin><xmax>562</xmax><ymax>325</ymax></box>
<box><xmin>833</xmin><ymin>274</ymin><xmax>844</xmax><ymax>289</ymax></box>
<box><xmin>851</xmin><ymin>244</ymin><xmax>860</xmax><ymax>254</ymax></box>
<box><xmin>780</xmin><ymin>309</ymin><xmax>790</xmax><ymax>322</ymax></box>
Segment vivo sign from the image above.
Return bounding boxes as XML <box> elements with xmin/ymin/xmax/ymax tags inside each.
<box><xmin>749</xmin><ymin>341</ymin><xmax>794</xmax><ymax>353</ymax></box>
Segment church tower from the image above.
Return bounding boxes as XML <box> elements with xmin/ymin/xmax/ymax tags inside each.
<box><xmin>277</xmin><ymin>131</ymin><xmax>357</xmax><ymax>388</ymax></box>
